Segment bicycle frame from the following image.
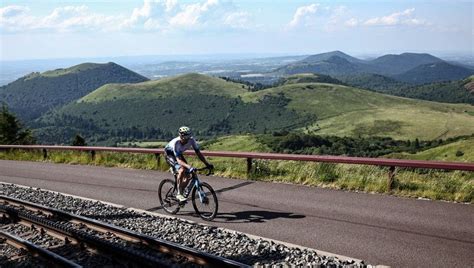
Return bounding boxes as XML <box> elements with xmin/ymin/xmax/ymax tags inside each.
<box><xmin>172</xmin><ymin>167</ymin><xmax>210</xmax><ymax>201</ymax></box>
<box><xmin>160</xmin><ymin>166</ymin><xmax>217</xmax><ymax>220</ymax></box>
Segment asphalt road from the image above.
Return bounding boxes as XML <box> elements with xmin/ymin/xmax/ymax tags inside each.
<box><xmin>0</xmin><ymin>160</ymin><xmax>472</xmax><ymax>267</ymax></box>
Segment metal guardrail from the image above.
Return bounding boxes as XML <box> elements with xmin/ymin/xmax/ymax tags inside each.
<box><xmin>1</xmin><ymin>145</ymin><xmax>473</xmax><ymax>191</ymax></box>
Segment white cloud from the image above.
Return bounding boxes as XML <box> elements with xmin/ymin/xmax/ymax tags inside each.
<box><xmin>345</xmin><ymin>18</ymin><xmax>359</xmax><ymax>27</ymax></box>
<box><xmin>121</xmin><ymin>0</ymin><xmax>168</xmax><ymax>30</ymax></box>
<box><xmin>287</xmin><ymin>3</ymin><xmax>319</xmax><ymax>28</ymax></box>
<box><xmin>41</xmin><ymin>6</ymin><xmax>120</xmax><ymax>32</ymax></box>
<box><xmin>0</xmin><ymin>5</ymin><xmax>30</xmax><ymax>18</ymax></box>
<box><xmin>324</xmin><ymin>5</ymin><xmax>348</xmax><ymax>32</ymax></box>
<box><xmin>169</xmin><ymin>0</ymin><xmax>219</xmax><ymax>28</ymax></box>
<box><xmin>362</xmin><ymin>8</ymin><xmax>428</xmax><ymax>27</ymax></box>
<box><xmin>164</xmin><ymin>0</ymin><xmax>178</xmax><ymax>13</ymax></box>
<box><xmin>223</xmin><ymin>11</ymin><xmax>251</xmax><ymax>29</ymax></box>
<box><xmin>1</xmin><ymin>5</ymin><xmax>121</xmax><ymax>33</ymax></box>
<box><xmin>0</xmin><ymin>5</ymin><xmax>35</xmax><ymax>32</ymax></box>
<box><xmin>0</xmin><ymin>0</ymin><xmax>252</xmax><ymax>33</ymax></box>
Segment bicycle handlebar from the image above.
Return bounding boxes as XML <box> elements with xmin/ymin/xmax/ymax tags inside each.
<box><xmin>195</xmin><ymin>166</ymin><xmax>214</xmax><ymax>176</ymax></box>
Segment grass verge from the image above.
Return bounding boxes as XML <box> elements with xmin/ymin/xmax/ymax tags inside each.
<box><xmin>0</xmin><ymin>149</ymin><xmax>472</xmax><ymax>203</ymax></box>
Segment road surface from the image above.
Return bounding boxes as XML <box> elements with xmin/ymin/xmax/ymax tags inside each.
<box><xmin>0</xmin><ymin>160</ymin><xmax>472</xmax><ymax>267</ymax></box>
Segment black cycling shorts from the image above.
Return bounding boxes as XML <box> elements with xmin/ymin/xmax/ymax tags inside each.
<box><xmin>165</xmin><ymin>149</ymin><xmax>185</xmax><ymax>172</ymax></box>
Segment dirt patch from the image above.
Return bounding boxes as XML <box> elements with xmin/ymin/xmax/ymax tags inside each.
<box><xmin>463</xmin><ymin>81</ymin><xmax>474</xmax><ymax>93</ymax></box>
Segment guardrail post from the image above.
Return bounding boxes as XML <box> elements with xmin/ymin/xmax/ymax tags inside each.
<box><xmin>388</xmin><ymin>166</ymin><xmax>396</xmax><ymax>192</ymax></box>
<box><xmin>90</xmin><ymin>150</ymin><xmax>96</xmax><ymax>161</ymax></box>
<box><xmin>247</xmin><ymin>158</ymin><xmax>252</xmax><ymax>176</ymax></box>
<box><xmin>42</xmin><ymin>149</ymin><xmax>48</xmax><ymax>160</ymax></box>
<box><xmin>155</xmin><ymin>153</ymin><xmax>161</xmax><ymax>167</ymax></box>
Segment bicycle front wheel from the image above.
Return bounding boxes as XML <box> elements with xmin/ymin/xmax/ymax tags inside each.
<box><xmin>191</xmin><ymin>182</ymin><xmax>218</xmax><ymax>221</ymax></box>
<box><xmin>158</xmin><ymin>179</ymin><xmax>180</xmax><ymax>214</ymax></box>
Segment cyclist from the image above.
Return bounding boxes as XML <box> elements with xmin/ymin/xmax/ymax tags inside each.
<box><xmin>164</xmin><ymin>126</ymin><xmax>213</xmax><ymax>202</ymax></box>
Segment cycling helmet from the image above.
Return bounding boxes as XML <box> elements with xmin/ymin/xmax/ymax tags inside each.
<box><xmin>178</xmin><ymin>126</ymin><xmax>192</xmax><ymax>137</ymax></box>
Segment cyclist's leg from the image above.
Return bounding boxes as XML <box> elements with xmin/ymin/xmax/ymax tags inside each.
<box><xmin>165</xmin><ymin>151</ymin><xmax>180</xmax><ymax>174</ymax></box>
<box><xmin>176</xmin><ymin>156</ymin><xmax>190</xmax><ymax>195</ymax></box>
<box><xmin>165</xmin><ymin>152</ymin><xmax>183</xmax><ymax>196</ymax></box>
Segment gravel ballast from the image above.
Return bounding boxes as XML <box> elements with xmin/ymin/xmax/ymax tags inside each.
<box><xmin>0</xmin><ymin>183</ymin><xmax>369</xmax><ymax>267</ymax></box>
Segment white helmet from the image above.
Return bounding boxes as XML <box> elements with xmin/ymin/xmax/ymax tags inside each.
<box><xmin>178</xmin><ymin>126</ymin><xmax>192</xmax><ymax>137</ymax></box>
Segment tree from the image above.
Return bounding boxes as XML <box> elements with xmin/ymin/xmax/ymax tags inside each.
<box><xmin>72</xmin><ymin>134</ymin><xmax>86</xmax><ymax>146</ymax></box>
<box><xmin>0</xmin><ymin>104</ymin><xmax>35</xmax><ymax>145</ymax></box>
<box><xmin>414</xmin><ymin>138</ymin><xmax>420</xmax><ymax>149</ymax></box>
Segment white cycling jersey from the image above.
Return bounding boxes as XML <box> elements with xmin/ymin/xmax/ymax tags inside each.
<box><xmin>165</xmin><ymin>136</ymin><xmax>200</xmax><ymax>158</ymax></box>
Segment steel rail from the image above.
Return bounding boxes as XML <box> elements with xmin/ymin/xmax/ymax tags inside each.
<box><xmin>0</xmin><ymin>204</ymin><xmax>193</xmax><ymax>267</ymax></box>
<box><xmin>0</xmin><ymin>195</ymin><xmax>249</xmax><ymax>268</ymax></box>
<box><xmin>0</xmin><ymin>230</ymin><xmax>82</xmax><ymax>268</ymax></box>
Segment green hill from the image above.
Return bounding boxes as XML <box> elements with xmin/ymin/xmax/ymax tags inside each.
<box><xmin>393</xmin><ymin>61</ymin><xmax>473</xmax><ymax>85</ymax></box>
<box><xmin>387</xmin><ymin>136</ymin><xmax>474</xmax><ymax>162</ymax></box>
<box><xmin>275</xmin><ymin>56</ymin><xmax>368</xmax><ymax>76</ymax></box>
<box><xmin>340</xmin><ymin>74</ymin><xmax>474</xmax><ymax>105</ymax></box>
<box><xmin>274</xmin><ymin>52</ymin><xmax>446</xmax><ymax>78</ymax></box>
<box><xmin>34</xmin><ymin>74</ymin><xmax>309</xmax><ymax>144</ymax></box>
<box><xmin>279</xmin><ymin>73</ymin><xmax>344</xmax><ymax>85</ymax></box>
<box><xmin>395</xmin><ymin>78</ymin><xmax>474</xmax><ymax>105</ymax></box>
<box><xmin>242</xmin><ymin>82</ymin><xmax>474</xmax><ymax>140</ymax></box>
<box><xmin>80</xmin><ymin>73</ymin><xmax>247</xmax><ymax>102</ymax></box>
<box><xmin>0</xmin><ymin>62</ymin><xmax>148</xmax><ymax>121</ymax></box>
<box><xmin>299</xmin><ymin>51</ymin><xmax>365</xmax><ymax>64</ymax></box>
<box><xmin>337</xmin><ymin>73</ymin><xmax>409</xmax><ymax>93</ymax></box>
<box><xmin>33</xmin><ymin>73</ymin><xmax>474</xmax><ymax>145</ymax></box>
<box><xmin>368</xmin><ymin>53</ymin><xmax>443</xmax><ymax>75</ymax></box>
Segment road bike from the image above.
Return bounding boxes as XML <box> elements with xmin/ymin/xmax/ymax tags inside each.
<box><xmin>158</xmin><ymin>166</ymin><xmax>218</xmax><ymax>221</ymax></box>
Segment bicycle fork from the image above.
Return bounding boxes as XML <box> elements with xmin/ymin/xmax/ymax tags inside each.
<box><xmin>196</xmin><ymin>182</ymin><xmax>209</xmax><ymax>204</ymax></box>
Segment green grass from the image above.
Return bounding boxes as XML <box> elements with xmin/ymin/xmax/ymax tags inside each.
<box><xmin>79</xmin><ymin>73</ymin><xmax>248</xmax><ymax>103</ymax></box>
<box><xmin>202</xmin><ymin>135</ymin><xmax>272</xmax><ymax>152</ymax></box>
<box><xmin>1</xmin><ymin>146</ymin><xmax>472</xmax><ymax>203</ymax></box>
<box><xmin>313</xmin><ymin>106</ymin><xmax>474</xmax><ymax>140</ymax></box>
<box><xmin>41</xmin><ymin>63</ymin><xmax>108</xmax><ymax>77</ymax></box>
<box><xmin>388</xmin><ymin>137</ymin><xmax>474</xmax><ymax>162</ymax></box>
<box><xmin>116</xmin><ymin>141</ymin><xmax>168</xmax><ymax>148</ymax></box>
<box><xmin>280</xmin><ymin>73</ymin><xmax>342</xmax><ymax>85</ymax></box>
<box><xmin>0</xmin><ymin>149</ymin><xmax>163</xmax><ymax>170</ymax></box>
<box><xmin>240</xmin><ymin>82</ymin><xmax>474</xmax><ymax>140</ymax></box>
<box><xmin>40</xmin><ymin>74</ymin><xmax>474</xmax><ymax>144</ymax></box>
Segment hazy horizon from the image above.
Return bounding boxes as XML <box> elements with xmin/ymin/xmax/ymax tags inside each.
<box><xmin>1</xmin><ymin>0</ymin><xmax>472</xmax><ymax>61</ymax></box>
<box><xmin>1</xmin><ymin>49</ymin><xmax>473</xmax><ymax>63</ymax></box>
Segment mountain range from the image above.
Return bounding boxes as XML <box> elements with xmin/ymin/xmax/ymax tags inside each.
<box><xmin>1</xmin><ymin>54</ymin><xmax>473</xmax><ymax>145</ymax></box>
<box><xmin>32</xmin><ymin>73</ymin><xmax>474</xmax><ymax>145</ymax></box>
<box><xmin>275</xmin><ymin>51</ymin><xmax>473</xmax><ymax>85</ymax></box>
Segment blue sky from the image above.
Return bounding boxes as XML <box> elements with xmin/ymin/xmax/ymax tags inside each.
<box><xmin>0</xmin><ymin>0</ymin><xmax>472</xmax><ymax>60</ymax></box>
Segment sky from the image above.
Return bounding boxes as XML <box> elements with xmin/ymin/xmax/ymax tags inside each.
<box><xmin>0</xmin><ymin>0</ymin><xmax>472</xmax><ymax>61</ymax></box>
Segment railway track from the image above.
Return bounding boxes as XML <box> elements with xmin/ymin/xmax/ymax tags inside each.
<box><xmin>0</xmin><ymin>195</ymin><xmax>248</xmax><ymax>267</ymax></box>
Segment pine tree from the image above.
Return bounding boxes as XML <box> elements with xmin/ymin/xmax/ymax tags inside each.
<box><xmin>0</xmin><ymin>105</ymin><xmax>35</xmax><ymax>145</ymax></box>
<box><xmin>72</xmin><ymin>134</ymin><xmax>86</xmax><ymax>146</ymax></box>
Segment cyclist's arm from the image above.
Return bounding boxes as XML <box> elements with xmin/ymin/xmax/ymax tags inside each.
<box><xmin>191</xmin><ymin>139</ymin><xmax>211</xmax><ymax>167</ymax></box>
<box><xmin>195</xmin><ymin>149</ymin><xmax>211</xmax><ymax>166</ymax></box>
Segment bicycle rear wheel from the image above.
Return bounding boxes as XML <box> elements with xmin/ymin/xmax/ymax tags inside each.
<box><xmin>191</xmin><ymin>182</ymin><xmax>218</xmax><ymax>221</ymax></box>
<box><xmin>158</xmin><ymin>179</ymin><xmax>180</xmax><ymax>214</ymax></box>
